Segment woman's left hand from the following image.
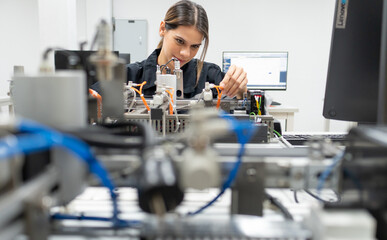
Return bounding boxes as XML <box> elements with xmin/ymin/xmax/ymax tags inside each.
<box><xmin>219</xmin><ymin>64</ymin><xmax>248</xmax><ymax>98</ymax></box>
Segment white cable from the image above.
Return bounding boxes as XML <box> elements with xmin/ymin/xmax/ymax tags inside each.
<box><xmin>127</xmin><ymin>88</ymin><xmax>136</xmax><ymax>111</ymax></box>
<box><xmin>279</xmin><ymin>136</ymin><xmax>294</xmax><ymax>148</ymax></box>
<box><xmin>196</xmin><ymin>91</ymin><xmax>204</xmax><ymax>103</ymax></box>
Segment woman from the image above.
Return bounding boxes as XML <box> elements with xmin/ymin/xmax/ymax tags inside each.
<box><xmin>129</xmin><ymin>0</ymin><xmax>248</xmax><ymax>99</ymax></box>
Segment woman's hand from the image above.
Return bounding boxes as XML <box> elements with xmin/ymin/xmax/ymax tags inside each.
<box><xmin>219</xmin><ymin>64</ymin><xmax>248</xmax><ymax>99</ymax></box>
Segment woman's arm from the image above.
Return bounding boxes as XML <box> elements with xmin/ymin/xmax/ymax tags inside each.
<box><xmin>219</xmin><ymin>64</ymin><xmax>248</xmax><ymax>99</ymax></box>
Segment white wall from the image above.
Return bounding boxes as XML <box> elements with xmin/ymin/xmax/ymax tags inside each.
<box><xmin>38</xmin><ymin>0</ymin><xmax>78</xmax><ymax>50</ymax></box>
<box><xmin>113</xmin><ymin>0</ymin><xmax>350</xmax><ymax>132</ymax></box>
<box><xmin>84</xmin><ymin>0</ymin><xmax>113</xmax><ymax>48</ymax></box>
<box><xmin>0</xmin><ymin>0</ymin><xmax>41</xmax><ymax>97</ymax></box>
<box><xmin>38</xmin><ymin>0</ymin><xmax>112</xmax><ymax>68</ymax></box>
<box><xmin>0</xmin><ymin>0</ymin><xmax>112</xmax><ymax>98</ymax></box>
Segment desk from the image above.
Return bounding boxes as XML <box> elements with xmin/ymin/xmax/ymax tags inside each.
<box><xmin>267</xmin><ymin>106</ymin><xmax>298</xmax><ymax>132</ymax></box>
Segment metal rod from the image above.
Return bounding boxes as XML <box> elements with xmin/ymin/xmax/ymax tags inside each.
<box><xmin>0</xmin><ymin>167</ymin><xmax>57</xmax><ymax>229</ymax></box>
<box><xmin>378</xmin><ymin>0</ymin><xmax>387</xmax><ymax>124</ymax></box>
<box><xmin>214</xmin><ymin>143</ymin><xmax>309</xmax><ymax>157</ymax></box>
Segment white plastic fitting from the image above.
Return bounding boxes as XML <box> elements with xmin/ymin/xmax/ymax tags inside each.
<box><xmin>179</xmin><ymin>148</ymin><xmax>221</xmax><ymax>190</ymax></box>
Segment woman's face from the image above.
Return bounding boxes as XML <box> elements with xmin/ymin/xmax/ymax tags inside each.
<box><xmin>158</xmin><ymin>22</ymin><xmax>204</xmax><ymax>70</ymax></box>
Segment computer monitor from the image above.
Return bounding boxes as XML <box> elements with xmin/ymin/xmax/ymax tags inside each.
<box><xmin>55</xmin><ymin>50</ymin><xmax>119</xmax><ymax>89</ymax></box>
<box><xmin>222</xmin><ymin>51</ymin><xmax>288</xmax><ymax>90</ymax></box>
<box><xmin>119</xmin><ymin>53</ymin><xmax>131</xmax><ymax>64</ymax></box>
<box><xmin>323</xmin><ymin>0</ymin><xmax>383</xmax><ymax>123</ymax></box>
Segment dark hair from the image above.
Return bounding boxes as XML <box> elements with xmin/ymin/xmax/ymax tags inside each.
<box><xmin>157</xmin><ymin>0</ymin><xmax>209</xmax><ymax>85</ymax></box>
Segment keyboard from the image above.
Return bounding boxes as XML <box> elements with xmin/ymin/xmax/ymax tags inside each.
<box><xmin>283</xmin><ymin>133</ymin><xmax>348</xmax><ymax>146</ymax></box>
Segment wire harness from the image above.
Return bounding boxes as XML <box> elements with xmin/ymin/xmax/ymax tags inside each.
<box><xmin>128</xmin><ymin>81</ymin><xmax>150</xmax><ymax>112</ymax></box>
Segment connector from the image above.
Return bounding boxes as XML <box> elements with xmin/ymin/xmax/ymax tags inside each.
<box><xmin>203</xmin><ymin>89</ymin><xmax>213</xmax><ymax>101</ymax></box>
<box><xmin>203</xmin><ymin>82</ymin><xmax>213</xmax><ymax>102</ymax></box>
<box><xmin>126</xmin><ymin>81</ymin><xmax>140</xmax><ymax>89</ymax></box>
<box><xmin>180</xmin><ymin>148</ymin><xmax>221</xmax><ymax>190</ymax></box>
<box><xmin>125</xmin><ymin>81</ymin><xmax>133</xmax><ymax>89</ymax></box>
<box><xmin>174</xmin><ymin>59</ymin><xmax>180</xmax><ymax>70</ymax></box>
<box><xmin>174</xmin><ymin>60</ymin><xmax>184</xmax><ymax>98</ymax></box>
<box><xmin>152</xmin><ymin>93</ymin><xmax>165</xmax><ymax>106</ymax></box>
<box><xmin>39</xmin><ymin>59</ymin><xmax>54</xmax><ymax>73</ymax></box>
<box><xmin>156</xmin><ymin>65</ymin><xmax>161</xmax><ymax>76</ymax></box>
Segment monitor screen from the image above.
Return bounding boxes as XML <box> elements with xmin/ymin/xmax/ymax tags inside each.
<box><xmin>222</xmin><ymin>51</ymin><xmax>288</xmax><ymax>90</ymax></box>
<box><xmin>323</xmin><ymin>0</ymin><xmax>383</xmax><ymax>123</ymax></box>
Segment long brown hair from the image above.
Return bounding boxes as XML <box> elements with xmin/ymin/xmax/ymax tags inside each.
<box><xmin>157</xmin><ymin>0</ymin><xmax>209</xmax><ymax>86</ymax></box>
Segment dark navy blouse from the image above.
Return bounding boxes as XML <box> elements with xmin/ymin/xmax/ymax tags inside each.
<box><xmin>127</xmin><ymin>49</ymin><xmax>225</xmax><ymax>98</ymax></box>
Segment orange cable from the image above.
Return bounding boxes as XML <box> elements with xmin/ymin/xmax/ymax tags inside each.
<box><xmin>131</xmin><ymin>87</ymin><xmax>150</xmax><ymax>112</ymax></box>
<box><xmin>165</xmin><ymin>89</ymin><xmax>174</xmax><ymax>115</ymax></box>
<box><xmin>131</xmin><ymin>87</ymin><xmax>141</xmax><ymax>96</ymax></box>
<box><xmin>214</xmin><ymin>86</ymin><xmax>220</xmax><ymax>96</ymax></box>
<box><xmin>89</xmin><ymin>89</ymin><xmax>102</xmax><ymax>119</ymax></box>
<box><xmin>214</xmin><ymin>86</ymin><xmax>224</xmax><ymax>110</ymax></box>
<box><xmin>139</xmin><ymin>81</ymin><xmax>147</xmax><ymax>94</ymax></box>
<box><xmin>216</xmin><ymin>91</ymin><xmax>223</xmax><ymax>109</ymax></box>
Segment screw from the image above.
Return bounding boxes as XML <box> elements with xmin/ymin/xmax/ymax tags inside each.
<box><xmin>246</xmin><ymin>168</ymin><xmax>257</xmax><ymax>182</ymax></box>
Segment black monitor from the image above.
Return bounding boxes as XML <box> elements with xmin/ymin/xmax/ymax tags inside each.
<box><xmin>54</xmin><ymin>50</ymin><xmax>119</xmax><ymax>89</ymax></box>
<box><xmin>323</xmin><ymin>0</ymin><xmax>384</xmax><ymax>123</ymax></box>
<box><xmin>119</xmin><ymin>53</ymin><xmax>131</xmax><ymax>64</ymax></box>
<box><xmin>222</xmin><ymin>51</ymin><xmax>288</xmax><ymax>90</ymax></box>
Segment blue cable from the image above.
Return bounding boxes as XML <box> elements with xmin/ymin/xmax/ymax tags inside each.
<box><xmin>51</xmin><ymin>213</ymin><xmax>142</xmax><ymax>228</ymax></box>
<box><xmin>187</xmin><ymin>146</ymin><xmax>246</xmax><ymax>216</ymax></box>
<box><xmin>188</xmin><ymin>114</ymin><xmax>255</xmax><ymax>216</ymax></box>
<box><xmin>5</xmin><ymin>119</ymin><xmax>127</xmax><ymax>227</ymax></box>
<box><xmin>316</xmin><ymin>151</ymin><xmax>345</xmax><ymax>197</ymax></box>
<box><xmin>17</xmin><ymin>120</ymin><xmax>116</xmax><ymax>192</ymax></box>
<box><xmin>5</xmin><ymin>117</ymin><xmax>255</xmax><ymax>219</ymax></box>
<box><xmin>221</xmin><ymin>113</ymin><xmax>255</xmax><ymax>145</ymax></box>
<box><xmin>242</xmin><ymin>97</ymin><xmax>247</xmax><ymax>107</ymax></box>
<box><xmin>0</xmin><ymin>134</ymin><xmax>54</xmax><ymax>160</ymax></box>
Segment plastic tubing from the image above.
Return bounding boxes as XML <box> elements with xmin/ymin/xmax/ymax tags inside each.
<box><xmin>127</xmin><ymin>87</ymin><xmax>136</xmax><ymax>111</ymax></box>
<box><xmin>165</xmin><ymin>89</ymin><xmax>174</xmax><ymax>115</ymax></box>
<box><xmin>131</xmin><ymin>87</ymin><xmax>150</xmax><ymax>112</ymax></box>
<box><xmin>317</xmin><ymin>151</ymin><xmax>345</xmax><ymax>196</ymax></box>
<box><xmin>214</xmin><ymin>86</ymin><xmax>224</xmax><ymax>109</ymax></box>
<box><xmin>139</xmin><ymin>81</ymin><xmax>146</xmax><ymax>94</ymax></box>
<box><xmin>51</xmin><ymin>213</ymin><xmax>141</xmax><ymax>227</ymax></box>
<box><xmin>17</xmin><ymin>120</ymin><xmax>116</xmax><ymax>192</ymax></box>
<box><xmin>214</xmin><ymin>86</ymin><xmax>220</xmax><ymax>96</ymax></box>
<box><xmin>188</xmin><ymin>114</ymin><xmax>256</xmax><ymax>216</ymax></box>
<box><xmin>0</xmin><ymin>134</ymin><xmax>53</xmax><ymax>160</ymax></box>
<box><xmin>15</xmin><ymin>119</ymin><xmax>123</xmax><ymax>225</ymax></box>
<box><xmin>89</xmin><ymin>89</ymin><xmax>102</xmax><ymax>119</ymax></box>
<box><xmin>0</xmin><ymin>133</ymin><xmax>131</xmax><ymax>226</ymax></box>
<box><xmin>188</xmin><ymin>145</ymin><xmax>245</xmax><ymax>216</ymax></box>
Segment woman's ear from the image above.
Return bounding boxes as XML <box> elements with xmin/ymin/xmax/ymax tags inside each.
<box><xmin>159</xmin><ymin>21</ymin><xmax>166</xmax><ymax>37</ymax></box>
